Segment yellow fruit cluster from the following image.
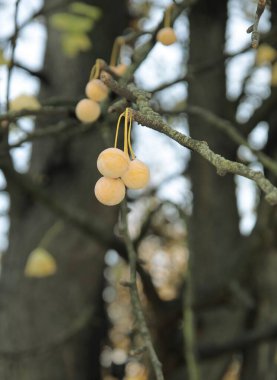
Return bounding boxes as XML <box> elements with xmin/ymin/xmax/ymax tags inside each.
<box><xmin>94</xmin><ymin>109</ymin><xmax>150</xmax><ymax>206</ymax></box>
<box><xmin>75</xmin><ymin>77</ymin><xmax>108</xmax><ymax>123</ymax></box>
<box><xmin>156</xmin><ymin>4</ymin><xmax>177</xmax><ymax>46</ymax></box>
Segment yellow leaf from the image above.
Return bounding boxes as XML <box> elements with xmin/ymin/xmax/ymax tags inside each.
<box><xmin>24</xmin><ymin>247</ymin><xmax>57</xmax><ymax>278</ymax></box>
<box><xmin>61</xmin><ymin>33</ymin><xmax>91</xmax><ymax>58</ymax></box>
<box><xmin>0</xmin><ymin>49</ymin><xmax>9</xmax><ymax>66</ymax></box>
<box><xmin>256</xmin><ymin>44</ymin><xmax>277</xmax><ymax>66</ymax></box>
<box><xmin>50</xmin><ymin>13</ymin><xmax>94</xmax><ymax>33</ymax></box>
<box><xmin>271</xmin><ymin>62</ymin><xmax>277</xmax><ymax>87</ymax></box>
<box><xmin>69</xmin><ymin>2</ymin><xmax>101</xmax><ymax>20</ymax></box>
<box><xmin>9</xmin><ymin>94</ymin><xmax>41</xmax><ymax>111</ymax></box>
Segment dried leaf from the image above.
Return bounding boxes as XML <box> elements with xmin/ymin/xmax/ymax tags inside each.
<box><xmin>0</xmin><ymin>49</ymin><xmax>9</xmax><ymax>66</ymax></box>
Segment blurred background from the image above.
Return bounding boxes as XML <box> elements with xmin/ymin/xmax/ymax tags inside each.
<box><xmin>0</xmin><ymin>0</ymin><xmax>277</xmax><ymax>379</ymax></box>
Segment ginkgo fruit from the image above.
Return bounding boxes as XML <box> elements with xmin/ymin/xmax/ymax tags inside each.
<box><xmin>94</xmin><ymin>177</ymin><xmax>126</xmax><ymax>206</ymax></box>
<box><xmin>24</xmin><ymin>247</ymin><xmax>57</xmax><ymax>278</ymax></box>
<box><xmin>256</xmin><ymin>44</ymin><xmax>277</xmax><ymax>65</ymax></box>
<box><xmin>156</xmin><ymin>27</ymin><xmax>177</xmax><ymax>46</ymax></box>
<box><xmin>121</xmin><ymin>159</ymin><xmax>150</xmax><ymax>189</ymax></box>
<box><xmin>110</xmin><ymin>63</ymin><xmax>128</xmax><ymax>76</ymax></box>
<box><xmin>75</xmin><ymin>98</ymin><xmax>101</xmax><ymax>123</ymax></box>
<box><xmin>97</xmin><ymin>147</ymin><xmax>129</xmax><ymax>178</ymax></box>
<box><xmin>85</xmin><ymin>79</ymin><xmax>109</xmax><ymax>102</ymax></box>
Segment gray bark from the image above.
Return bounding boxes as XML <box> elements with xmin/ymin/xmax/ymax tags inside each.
<box><xmin>0</xmin><ymin>1</ymin><xmax>127</xmax><ymax>379</ymax></box>
<box><xmin>187</xmin><ymin>1</ymin><xmax>245</xmax><ymax>378</ymax></box>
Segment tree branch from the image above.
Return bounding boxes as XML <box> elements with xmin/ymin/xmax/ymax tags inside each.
<box><xmin>120</xmin><ymin>200</ymin><xmax>164</xmax><ymax>380</ymax></box>
<box><xmin>246</xmin><ymin>0</ymin><xmax>267</xmax><ymax>48</ymax></box>
<box><xmin>101</xmin><ymin>72</ymin><xmax>277</xmax><ymax>205</ymax></box>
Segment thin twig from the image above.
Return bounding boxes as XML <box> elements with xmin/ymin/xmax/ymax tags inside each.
<box><xmin>0</xmin><ymin>106</ymin><xmax>74</xmax><ymax>123</ymax></box>
<box><xmin>183</xmin><ymin>266</ymin><xmax>200</xmax><ymax>380</ymax></box>
<box><xmin>6</xmin><ymin>121</ymin><xmax>92</xmax><ymax>150</ymax></box>
<box><xmin>6</xmin><ymin>0</ymin><xmax>21</xmax><ymax>113</ymax></box>
<box><xmin>183</xmin><ymin>105</ymin><xmax>277</xmax><ymax>176</ymax></box>
<box><xmin>120</xmin><ymin>200</ymin><xmax>164</xmax><ymax>380</ymax></box>
<box><xmin>246</xmin><ymin>0</ymin><xmax>267</xmax><ymax>48</ymax></box>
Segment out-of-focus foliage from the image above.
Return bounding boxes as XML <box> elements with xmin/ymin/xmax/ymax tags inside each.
<box><xmin>9</xmin><ymin>94</ymin><xmax>41</xmax><ymax>111</ymax></box>
<box><xmin>49</xmin><ymin>2</ymin><xmax>101</xmax><ymax>57</ymax></box>
<box><xmin>24</xmin><ymin>247</ymin><xmax>57</xmax><ymax>278</ymax></box>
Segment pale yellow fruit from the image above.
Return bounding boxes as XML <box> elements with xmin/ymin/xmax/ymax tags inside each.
<box><xmin>94</xmin><ymin>177</ymin><xmax>125</xmax><ymax>206</ymax></box>
<box><xmin>85</xmin><ymin>79</ymin><xmax>109</xmax><ymax>102</ymax></box>
<box><xmin>24</xmin><ymin>247</ymin><xmax>57</xmax><ymax>278</ymax></box>
<box><xmin>156</xmin><ymin>27</ymin><xmax>177</xmax><ymax>46</ymax></box>
<box><xmin>271</xmin><ymin>62</ymin><xmax>277</xmax><ymax>86</ymax></box>
<box><xmin>97</xmin><ymin>148</ymin><xmax>129</xmax><ymax>178</ymax></box>
<box><xmin>121</xmin><ymin>159</ymin><xmax>150</xmax><ymax>189</ymax></box>
<box><xmin>256</xmin><ymin>44</ymin><xmax>277</xmax><ymax>65</ymax></box>
<box><xmin>110</xmin><ymin>63</ymin><xmax>128</xmax><ymax>76</ymax></box>
<box><xmin>75</xmin><ymin>98</ymin><xmax>101</xmax><ymax>123</ymax></box>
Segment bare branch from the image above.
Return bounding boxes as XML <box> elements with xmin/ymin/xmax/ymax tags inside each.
<box><xmin>246</xmin><ymin>0</ymin><xmax>267</xmax><ymax>48</ymax></box>
<box><xmin>120</xmin><ymin>200</ymin><xmax>164</xmax><ymax>380</ymax></box>
<box><xmin>183</xmin><ymin>105</ymin><xmax>277</xmax><ymax>176</ymax></box>
<box><xmin>183</xmin><ymin>267</ymin><xmax>200</xmax><ymax>380</ymax></box>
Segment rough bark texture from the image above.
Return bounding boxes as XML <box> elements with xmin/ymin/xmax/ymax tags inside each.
<box><xmin>0</xmin><ymin>1</ymin><xmax>128</xmax><ymax>379</ymax></box>
<box><xmin>187</xmin><ymin>1</ymin><xmax>245</xmax><ymax>378</ymax></box>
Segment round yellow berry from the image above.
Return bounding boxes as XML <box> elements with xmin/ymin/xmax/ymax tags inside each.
<box><xmin>85</xmin><ymin>79</ymin><xmax>109</xmax><ymax>102</ymax></box>
<box><xmin>156</xmin><ymin>27</ymin><xmax>177</xmax><ymax>46</ymax></box>
<box><xmin>110</xmin><ymin>64</ymin><xmax>128</xmax><ymax>76</ymax></box>
<box><xmin>75</xmin><ymin>98</ymin><xmax>101</xmax><ymax>123</ymax></box>
<box><xmin>94</xmin><ymin>177</ymin><xmax>126</xmax><ymax>206</ymax></box>
<box><xmin>121</xmin><ymin>159</ymin><xmax>150</xmax><ymax>189</ymax></box>
<box><xmin>97</xmin><ymin>148</ymin><xmax>130</xmax><ymax>178</ymax></box>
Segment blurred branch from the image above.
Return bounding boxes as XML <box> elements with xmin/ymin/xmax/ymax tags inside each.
<box><xmin>0</xmin><ymin>307</ymin><xmax>98</xmax><ymax>359</ymax></box>
<box><xmin>183</xmin><ymin>104</ymin><xmax>277</xmax><ymax>176</ymax></box>
<box><xmin>183</xmin><ymin>266</ymin><xmax>200</xmax><ymax>380</ymax></box>
<box><xmin>6</xmin><ymin>0</ymin><xmax>21</xmax><ymax>113</ymax></box>
<box><xmin>242</xmin><ymin>88</ymin><xmax>277</xmax><ymax>135</ymax></box>
<box><xmin>149</xmin><ymin>76</ymin><xmax>188</xmax><ymax>93</ymax></box>
<box><xmin>0</xmin><ymin>106</ymin><xmax>74</xmax><ymax>123</ymax></box>
<box><xmin>0</xmin><ymin>162</ymin><xmax>110</xmax><ymax>244</ymax></box>
<box><xmin>14</xmin><ymin>62</ymin><xmax>49</xmax><ymax>83</ymax></box>
<box><xmin>198</xmin><ymin>323</ymin><xmax>277</xmax><ymax>359</ymax></box>
<box><xmin>101</xmin><ymin>72</ymin><xmax>277</xmax><ymax>205</ymax></box>
<box><xmin>124</xmin><ymin>0</ymin><xmax>197</xmax><ymax>81</ymax></box>
<box><xmin>4</xmin><ymin>0</ymin><xmax>71</xmax><ymax>43</ymax></box>
<box><xmin>7</xmin><ymin>121</ymin><xmax>92</xmax><ymax>150</ymax></box>
<box><xmin>0</xmin><ymin>159</ymin><xmax>164</xmax><ymax>313</ymax></box>
<box><xmin>246</xmin><ymin>0</ymin><xmax>267</xmax><ymax>48</ymax></box>
<box><xmin>120</xmin><ymin>200</ymin><xmax>164</xmax><ymax>380</ymax></box>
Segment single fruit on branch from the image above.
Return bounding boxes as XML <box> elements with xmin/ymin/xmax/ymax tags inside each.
<box><xmin>75</xmin><ymin>98</ymin><xmax>101</xmax><ymax>123</ymax></box>
<box><xmin>97</xmin><ymin>147</ymin><xmax>130</xmax><ymax>178</ymax></box>
<box><xmin>94</xmin><ymin>177</ymin><xmax>126</xmax><ymax>206</ymax></box>
<box><xmin>85</xmin><ymin>79</ymin><xmax>109</xmax><ymax>102</ymax></box>
<box><xmin>122</xmin><ymin>159</ymin><xmax>150</xmax><ymax>189</ymax></box>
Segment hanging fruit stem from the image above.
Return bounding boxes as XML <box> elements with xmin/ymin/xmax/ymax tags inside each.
<box><xmin>114</xmin><ymin>108</ymin><xmax>135</xmax><ymax>159</ymax></box>
<box><xmin>164</xmin><ymin>4</ymin><xmax>174</xmax><ymax>28</ymax></box>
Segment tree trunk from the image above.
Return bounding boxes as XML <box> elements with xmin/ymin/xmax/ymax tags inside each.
<box><xmin>187</xmin><ymin>1</ymin><xmax>245</xmax><ymax>378</ymax></box>
<box><xmin>0</xmin><ymin>1</ymin><xmax>128</xmax><ymax>379</ymax></box>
